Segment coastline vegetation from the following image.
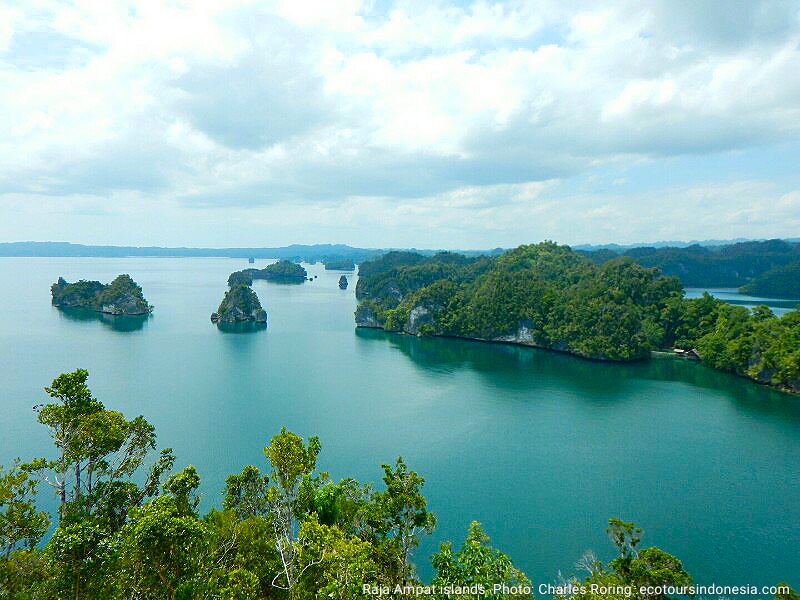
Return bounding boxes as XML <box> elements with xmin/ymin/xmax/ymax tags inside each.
<box><xmin>50</xmin><ymin>275</ymin><xmax>152</xmax><ymax>316</ymax></box>
<box><xmin>228</xmin><ymin>261</ymin><xmax>308</xmax><ymax>286</ymax></box>
<box><xmin>355</xmin><ymin>243</ymin><xmax>800</xmax><ymax>393</ymax></box>
<box><xmin>5</xmin><ymin>370</ymin><xmax>785</xmax><ymax>599</ymax></box>
<box><xmin>324</xmin><ymin>259</ymin><xmax>356</xmax><ymax>271</ymax></box>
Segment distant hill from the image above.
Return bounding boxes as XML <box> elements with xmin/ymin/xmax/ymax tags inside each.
<box><xmin>0</xmin><ymin>242</ymin><xmax>507</xmax><ymax>262</ymax></box>
<box><xmin>0</xmin><ymin>242</ymin><xmax>382</xmax><ymax>263</ymax></box>
<box><xmin>573</xmin><ymin>238</ymin><xmax>800</xmax><ymax>251</ymax></box>
<box><xmin>578</xmin><ymin>239</ymin><xmax>800</xmax><ymax>290</ymax></box>
<box><xmin>4</xmin><ymin>239</ymin><xmax>799</xmax><ymax>296</ymax></box>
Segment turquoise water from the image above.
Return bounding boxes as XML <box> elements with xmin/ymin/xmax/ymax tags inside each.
<box><xmin>1</xmin><ymin>258</ymin><xmax>799</xmax><ymax>589</ymax></box>
<box><xmin>685</xmin><ymin>287</ymin><xmax>800</xmax><ymax>316</ymax></box>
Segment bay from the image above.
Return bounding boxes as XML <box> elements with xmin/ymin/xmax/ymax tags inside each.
<box><xmin>1</xmin><ymin>258</ymin><xmax>798</xmax><ymax>588</ymax></box>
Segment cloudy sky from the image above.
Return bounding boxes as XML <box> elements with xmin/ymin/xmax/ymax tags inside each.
<box><xmin>1</xmin><ymin>0</ymin><xmax>799</xmax><ymax>249</ymax></box>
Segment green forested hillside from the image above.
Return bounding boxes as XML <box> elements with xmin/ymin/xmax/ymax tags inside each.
<box><xmin>355</xmin><ymin>243</ymin><xmax>800</xmax><ymax>392</ymax></box>
<box><xmin>740</xmin><ymin>261</ymin><xmax>800</xmax><ymax>298</ymax></box>
<box><xmin>4</xmin><ymin>369</ymin><xmax>776</xmax><ymax>599</ymax></box>
<box><xmin>581</xmin><ymin>239</ymin><xmax>800</xmax><ymax>290</ymax></box>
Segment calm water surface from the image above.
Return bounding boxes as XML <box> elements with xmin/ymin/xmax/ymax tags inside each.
<box><xmin>1</xmin><ymin>258</ymin><xmax>799</xmax><ymax>588</ymax></box>
<box><xmin>685</xmin><ymin>287</ymin><xmax>800</xmax><ymax>316</ymax></box>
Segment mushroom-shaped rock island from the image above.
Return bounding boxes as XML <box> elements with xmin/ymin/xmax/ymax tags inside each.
<box><xmin>211</xmin><ymin>284</ymin><xmax>267</xmax><ymax>325</ymax></box>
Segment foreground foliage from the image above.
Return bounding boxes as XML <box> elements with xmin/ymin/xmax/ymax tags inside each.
<box><xmin>8</xmin><ymin>370</ymin><xmax>792</xmax><ymax>598</ymax></box>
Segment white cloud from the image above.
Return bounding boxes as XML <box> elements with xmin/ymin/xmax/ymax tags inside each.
<box><xmin>1</xmin><ymin>0</ymin><xmax>799</xmax><ymax>245</ymax></box>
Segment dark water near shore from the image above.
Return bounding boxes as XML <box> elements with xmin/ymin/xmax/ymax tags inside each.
<box><xmin>1</xmin><ymin>258</ymin><xmax>799</xmax><ymax>589</ymax></box>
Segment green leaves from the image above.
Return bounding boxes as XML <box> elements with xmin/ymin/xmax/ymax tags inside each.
<box><xmin>118</xmin><ymin>495</ymin><xmax>209</xmax><ymax>599</ymax></box>
<box><xmin>369</xmin><ymin>457</ymin><xmax>436</xmax><ymax>584</ymax></box>
<box><xmin>431</xmin><ymin>521</ymin><xmax>531</xmax><ymax>599</ymax></box>
<box><xmin>223</xmin><ymin>465</ymin><xmax>270</xmax><ymax>521</ymax></box>
<box><xmin>0</xmin><ymin>462</ymin><xmax>50</xmax><ymax>557</ymax></box>
<box><xmin>263</xmin><ymin>428</ymin><xmax>321</xmax><ymax>499</ymax></box>
<box><xmin>163</xmin><ymin>467</ymin><xmax>202</xmax><ymax>517</ymax></box>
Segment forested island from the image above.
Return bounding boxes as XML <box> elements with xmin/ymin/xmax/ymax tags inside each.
<box><xmin>740</xmin><ymin>261</ymin><xmax>800</xmax><ymax>298</ymax></box>
<box><xmin>324</xmin><ymin>259</ymin><xmax>356</xmax><ymax>271</ymax></box>
<box><xmin>211</xmin><ymin>284</ymin><xmax>267</xmax><ymax>325</ymax></box>
<box><xmin>4</xmin><ymin>369</ymin><xmax>795</xmax><ymax>598</ymax></box>
<box><xmin>228</xmin><ymin>260</ymin><xmax>308</xmax><ymax>286</ymax></box>
<box><xmin>50</xmin><ymin>274</ymin><xmax>152</xmax><ymax>316</ymax></box>
<box><xmin>355</xmin><ymin>243</ymin><xmax>800</xmax><ymax>393</ymax></box>
<box><xmin>339</xmin><ymin>275</ymin><xmax>349</xmax><ymax>289</ymax></box>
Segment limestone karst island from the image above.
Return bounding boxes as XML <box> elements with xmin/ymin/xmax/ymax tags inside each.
<box><xmin>50</xmin><ymin>274</ymin><xmax>152</xmax><ymax>316</ymax></box>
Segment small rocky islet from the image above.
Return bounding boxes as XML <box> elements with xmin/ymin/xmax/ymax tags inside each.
<box><xmin>211</xmin><ymin>284</ymin><xmax>267</xmax><ymax>325</ymax></box>
<box><xmin>339</xmin><ymin>275</ymin><xmax>348</xmax><ymax>289</ymax></box>
<box><xmin>51</xmin><ymin>274</ymin><xmax>152</xmax><ymax>316</ymax></box>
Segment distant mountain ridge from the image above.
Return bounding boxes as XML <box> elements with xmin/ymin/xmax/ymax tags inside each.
<box><xmin>573</xmin><ymin>238</ymin><xmax>800</xmax><ymax>251</ymax></box>
<box><xmin>0</xmin><ymin>241</ymin><xmax>506</xmax><ymax>261</ymax></box>
<box><xmin>3</xmin><ymin>238</ymin><xmax>797</xmax><ymax>258</ymax></box>
<box><xmin>0</xmin><ymin>242</ymin><xmax>381</xmax><ymax>263</ymax></box>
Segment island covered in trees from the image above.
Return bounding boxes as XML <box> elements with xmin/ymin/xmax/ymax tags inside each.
<box><xmin>50</xmin><ymin>274</ymin><xmax>152</xmax><ymax>316</ymax></box>
<box><xmin>324</xmin><ymin>258</ymin><xmax>356</xmax><ymax>271</ymax></box>
<box><xmin>355</xmin><ymin>243</ymin><xmax>800</xmax><ymax>393</ymax></box>
<box><xmin>228</xmin><ymin>260</ymin><xmax>308</xmax><ymax>286</ymax></box>
<box><xmin>5</xmin><ymin>369</ymin><xmax>794</xmax><ymax>598</ymax></box>
<box><xmin>211</xmin><ymin>284</ymin><xmax>267</xmax><ymax>325</ymax></box>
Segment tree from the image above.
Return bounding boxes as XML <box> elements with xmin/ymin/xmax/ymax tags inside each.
<box><xmin>295</xmin><ymin>515</ymin><xmax>377</xmax><ymax>599</ymax></box>
<box><xmin>32</xmin><ymin>370</ymin><xmax>172</xmax><ymax>527</ymax></box>
<box><xmin>45</xmin><ymin>520</ymin><xmax>117</xmax><ymax>600</ymax></box>
<box><xmin>0</xmin><ymin>462</ymin><xmax>49</xmax><ymax>559</ymax></box>
<box><xmin>431</xmin><ymin>521</ymin><xmax>530</xmax><ymax>599</ymax></box>
<box><xmin>263</xmin><ymin>428</ymin><xmax>321</xmax><ymax>592</ymax></box>
<box><xmin>118</xmin><ymin>494</ymin><xmax>209</xmax><ymax>599</ymax></box>
<box><xmin>223</xmin><ymin>465</ymin><xmax>270</xmax><ymax>521</ymax></box>
<box><xmin>369</xmin><ymin>457</ymin><xmax>436</xmax><ymax>585</ymax></box>
<box><xmin>36</xmin><ymin>369</ymin><xmax>103</xmax><ymax>520</ymax></box>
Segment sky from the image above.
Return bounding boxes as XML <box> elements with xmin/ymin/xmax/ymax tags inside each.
<box><xmin>1</xmin><ymin>0</ymin><xmax>799</xmax><ymax>249</ymax></box>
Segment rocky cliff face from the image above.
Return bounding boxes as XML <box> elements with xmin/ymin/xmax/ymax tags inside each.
<box><xmin>491</xmin><ymin>321</ymin><xmax>536</xmax><ymax>345</ymax></box>
<box><xmin>211</xmin><ymin>284</ymin><xmax>267</xmax><ymax>325</ymax></box>
<box><xmin>354</xmin><ymin>303</ymin><xmax>381</xmax><ymax>328</ymax></box>
<box><xmin>211</xmin><ymin>306</ymin><xmax>267</xmax><ymax>324</ymax></box>
<box><xmin>406</xmin><ymin>305</ymin><xmax>436</xmax><ymax>335</ymax></box>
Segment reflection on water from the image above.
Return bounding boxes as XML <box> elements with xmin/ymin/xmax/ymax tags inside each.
<box><xmin>355</xmin><ymin>328</ymin><xmax>800</xmax><ymax>422</ymax></box>
<box><xmin>215</xmin><ymin>321</ymin><xmax>268</xmax><ymax>334</ymax></box>
<box><xmin>685</xmin><ymin>288</ymin><xmax>800</xmax><ymax>317</ymax></box>
<box><xmin>56</xmin><ymin>307</ymin><xmax>150</xmax><ymax>332</ymax></box>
